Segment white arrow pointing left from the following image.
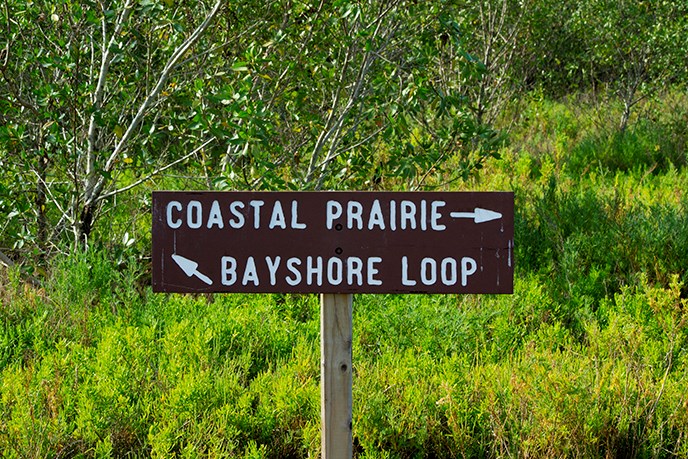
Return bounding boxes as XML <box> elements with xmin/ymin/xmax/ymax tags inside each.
<box><xmin>450</xmin><ymin>207</ymin><xmax>503</xmax><ymax>224</ymax></box>
<box><xmin>172</xmin><ymin>253</ymin><xmax>213</xmax><ymax>285</ymax></box>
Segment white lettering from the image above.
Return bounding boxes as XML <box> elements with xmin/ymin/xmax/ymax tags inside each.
<box><xmin>187</xmin><ymin>201</ymin><xmax>202</xmax><ymax>229</ymax></box>
<box><xmin>401</xmin><ymin>256</ymin><xmax>477</xmax><ymax>287</ymax></box>
<box><xmin>441</xmin><ymin>258</ymin><xmax>457</xmax><ymax>285</ymax></box>
<box><xmin>420</xmin><ymin>258</ymin><xmax>437</xmax><ymax>285</ymax></box>
<box><xmin>367</xmin><ymin>257</ymin><xmax>382</xmax><ymax>286</ymax></box>
<box><xmin>265</xmin><ymin>256</ymin><xmax>281</xmax><ymax>286</ymax></box>
<box><xmin>400</xmin><ymin>201</ymin><xmax>416</xmax><ymax>230</ymax></box>
<box><xmin>347</xmin><ymin>201</ymin><xmax>363</xmax><ymax>230</ymax></box>
<box><xmin>221</xmin><ymin>256</ymin><xmax>237</xmax><ymax>285</ymax></box>
<box><xmin>347</xmin><ymin>257</ymin><xmax>363</xmax><ymax>286</ymax></box>
<box><xmin>207</xmin><ymin>200</ymin><xmax>224</xmax><ymax>229</ymax></box>
<box><xmin>390</xmin><ymin>200</ymin><xmax>397</xmax><ymax>231</ymax></box>
<box><xmin>291</xmin><ymin>201</ymin><xmax>307</xmax><ymax>229</ymax></box>
<box><xmin>228</xmin><ymin>201</ymin><xmax>245</xmax><ymax>228</ymax></box>
<box><xmin>242</xmin><ymin>256</ymin><xmax>259</xmax><ymax>286</ymax></box>
<box><xmin>286</xmin><ymin>257</ymin><xmax>302</xmax><ymax>286</ymax></box>
<box><xmin>327</xmin><ymin>257</ymin><xmax>343</xmax><ymax>285</ymax></box>
<box><xmin>401</xmin><ymin>256</ymin><xmax>416</xmax><ymax>286</ymax></box>
<box><xmin>321</xmin><ymin>199</ymin><xmax>449</xmax><ymax>233</ymax></box>
<box><xmin>306</xmin><ymin>256</ymin><xmax>323</xmax><ymax>286</ymax></box>
<box><xmin>166</xmin><ymin>201</ymin><xmax>182</xmax><ymax>229</ymax></box>
<box><xmin>461</xmin><ymin>257</ymin><xmax>477</xmax><ymax>287</ymax></box>
<box><xmin>168</xmin><ymin>198</ymin><xmax>449</xmax><ymax>232</ymax></box>
<box><xmin>368</xmin><ymin>200</ymin><xmax>385</xmax><ymax>230</ymax></box>
<box><xmin>249</xmin><ymin>200</ymin><xmax>265</xmax><ymax>229</ymax></box>
<box><xmin>269</xmin><ymin>201</ymin><xmax>286</xmax><ymax>229</ymax></box>
<box><xmin>431</xmin><ymin>201</ymin><xmax>446</xmax><ymax>231</ymax></box>
<box><xmin>326</xmin><ymin>201</ymin><xmax>343</xmax><ymax>229</ymax></box>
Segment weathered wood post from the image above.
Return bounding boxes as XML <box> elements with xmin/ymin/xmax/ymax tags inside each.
<box><xmin>321</xmin><ymin>293</ymin><xmax>353</xmax><ymax>459</ymax></box>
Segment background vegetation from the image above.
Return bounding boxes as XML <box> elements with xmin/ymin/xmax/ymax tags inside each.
<box><xmin>1</xmin><ymin>0</ymin><xmax>687</xmax><ymax>457</ymax></box>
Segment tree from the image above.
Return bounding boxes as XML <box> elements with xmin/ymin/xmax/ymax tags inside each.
<box><xmin>1</xmin><ymin>0</ymin><xmax>222</xmax><ymax>253</ymax></box>
<box><xmin>201</xmin><ymin>1</ymin><xmax>501</xmax><ymax>192</ymax></box>
<box><xmin>570</xmin><ymin>0</ymin><xmax>688</xmax><ymax>133</ymax></box>
<box><xmin>1</xmin><ymin>0</ymin><xmax>501</xmax><ymax>262</ymax></box>
<box><xmin>440</xmin><ymin>0</ymin><xmax>533</xmax><ymax>126</ymax></box>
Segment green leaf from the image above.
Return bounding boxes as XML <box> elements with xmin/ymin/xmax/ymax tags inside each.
<box><xmin>231</xmin><ymin>62</ymin><xmax>249</xmax><ymax>72</ymax></box>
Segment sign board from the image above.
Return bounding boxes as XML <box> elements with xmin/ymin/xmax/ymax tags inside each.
<box><xmin>152</xmin><ymin>191</ymin><xmax>513</xmax><ymax>294</ymax></box>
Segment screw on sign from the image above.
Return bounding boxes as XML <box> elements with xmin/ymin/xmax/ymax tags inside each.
<box><xmin>152</xmin><ymin>191</ymin><xmax>514</xmax><ymax>459</ymax></box>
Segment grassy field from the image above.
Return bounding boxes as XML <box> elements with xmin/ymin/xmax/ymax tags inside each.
<box><xmin>2</xmin><ymin>92</ymin><xmax>688</xmax><ymax>457</ymax></box>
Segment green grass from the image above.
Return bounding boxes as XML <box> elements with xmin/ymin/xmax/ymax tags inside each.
<box><xmin>2</xmin><ymin>91</ymin><xmax>688</xmax><ymax>457</ymax></box>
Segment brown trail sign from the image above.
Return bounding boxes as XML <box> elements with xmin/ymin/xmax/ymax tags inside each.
<box><xmin>152</xmin><ymin>191</ymin><xmax>513</xmax><ymax>294</ymax></box>
<box><xmin>152</xmin><ymin>191</ymin><xmax>514</xmax><ymax>459</ymax></box>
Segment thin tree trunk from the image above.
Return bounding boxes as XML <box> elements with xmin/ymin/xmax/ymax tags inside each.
<box><xmin>35</xmin><ymin>151</ymin><xmax>49</xmax><ymax>257</ymax></box>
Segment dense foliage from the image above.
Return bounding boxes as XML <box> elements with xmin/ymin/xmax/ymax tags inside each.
<box><xmin>2</xmin><ymin>0</ymin><xmax>686</xmax><ymax>256</ymax></box>
<box><xmin>1</xmin><ymin>0</ymin><xmax>688</xmax><ymax>457</ymax></box>
<box><xmin>2</xmin><ymin>90</ymin><xmax>688</xmax><ymax>456</ymax></box>
<box><xmin>1</xmin><ymin>0</ymin><xmax>505</xmax><ymax>252</ymax></box>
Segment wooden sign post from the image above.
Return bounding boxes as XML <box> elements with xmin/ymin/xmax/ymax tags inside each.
<box><xmin>321</xmin><ymin>293</ymin><xmax>353</xmax><ymax>459</ymax></box>
<box><xmin>152</xmin><ymin>191</ymin><xmax>514</xmax><ymax>458</ymax></box>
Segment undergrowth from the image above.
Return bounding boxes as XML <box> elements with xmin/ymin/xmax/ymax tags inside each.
<box><xmin>2</xmin><ymin>91</ymin><xmax>688</xmax><ymax>457</ymax></box>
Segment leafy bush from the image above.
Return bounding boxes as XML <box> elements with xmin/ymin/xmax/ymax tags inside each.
<box><xmin>2</xmin><ymin>90</ymin><xmax>688</xmax><ymax>457</ymax></box>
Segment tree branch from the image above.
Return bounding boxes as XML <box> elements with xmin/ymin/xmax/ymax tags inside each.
<box><xmin>86</xmin><ymin>0</ymin><xmax>135</xmax><ymax>183</ymax></box>
<box><xmin>96</xmin><ymin>137</ymin><xmax>215</xmax><ymax>202</ymax></box>
<box><xmin>84</xmin><ymin>0</ymin><xmax>223</xmax><ymax>207</ymax></box>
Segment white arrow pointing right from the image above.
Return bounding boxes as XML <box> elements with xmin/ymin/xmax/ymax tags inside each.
<box><xmin>450</xmin><ymin>207</ymin><xmax>503</xmax><ymax>224</ymax></box>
